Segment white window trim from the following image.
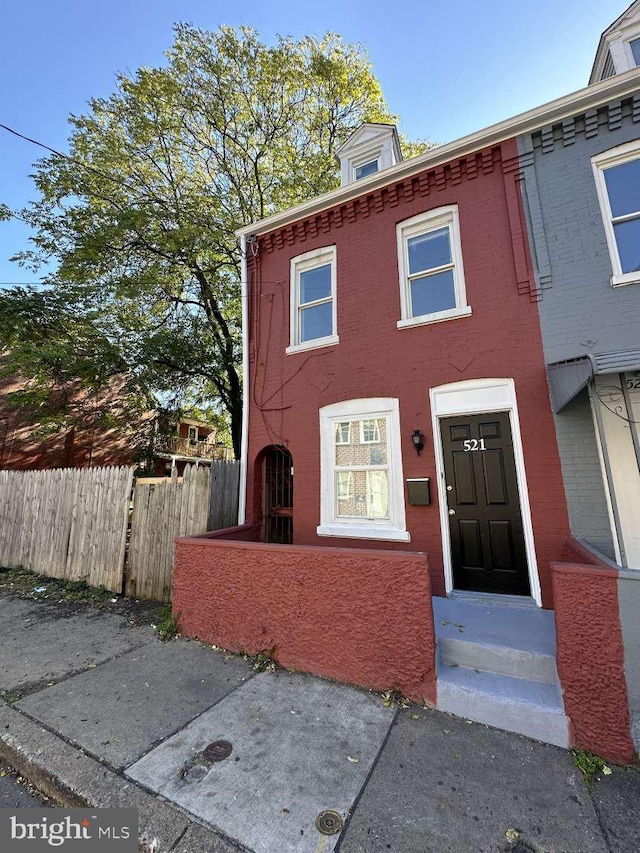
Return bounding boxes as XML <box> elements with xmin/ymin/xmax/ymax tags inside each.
<box><xmin>286</xmin><ymin>245</ymin><xmax>339</xmax><ymax>354</ymax></box>
<box><xmin>396</xmin><ymin>205</ymin><xmax>470</xmax><ymax>328</ymax></box>
<box><xmin>625</xmin><ymin>35</ymin><xmax>640</xmax><ymax>68</ymax></box>
<box><xmin>592</xmin><ymin>139</ymin><xmax>640</xmax><ymax>288</ymax></box>
<box><xmin>429</xmin><ymin>378</ymin><xmax>542</xmax><ymax>607</ymax></box>
<box><xmin>351</xmin><ymin>147</ymin><xmax>382</xmax><ymax>183</ymax></box>
<box><xmin>318</xmin><ymin>397</ymin><xmax>410</xmax><ymax>542</ymax></box>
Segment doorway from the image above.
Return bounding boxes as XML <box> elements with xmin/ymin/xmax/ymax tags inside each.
<box><xmin>263</xmin><ymin>446</ymin><xmax>293</xmax><ymax>544</ymax></box>
<box><xmin>440</xmin><ymin>412</ymin><xmax>530</xmax><ymax>595</ymax></box>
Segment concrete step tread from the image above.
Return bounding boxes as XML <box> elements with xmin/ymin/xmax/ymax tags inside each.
<box><xmin>437</xmin><ymin>663</ymin><xmax>565</xmax><ymax>713</ymax></box>
<box><xmin>433</xmin><ymin>596</ymin><xmax>557</xmax><ymax>657</ymax></box>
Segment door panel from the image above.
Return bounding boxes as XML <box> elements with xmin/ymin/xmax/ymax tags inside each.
<box><xmin>441</xmin><ymin>412</ymin><xmax>530</xmax><ymax>595</ymax></box>
<box><xmin>482</xmin><ymin>450</ymin><xmax>508</xmax><ymax>505</ymax></box>
<box><xmin>452</xmin><ymin>451</ymin><xmax>477</xmax><ymax>505</ymax></box>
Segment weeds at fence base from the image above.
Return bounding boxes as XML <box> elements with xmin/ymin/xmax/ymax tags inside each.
<box><xmin>0</xmin><ymin>566</ymin><xmax>112</xmax><ymax>606</ymax></box>
<box><xmin>154</xmin><ymin>606</ymin><xmax>180</xmax><ymax>641</ymax></box>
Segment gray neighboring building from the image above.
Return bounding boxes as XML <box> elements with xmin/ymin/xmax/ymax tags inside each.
<box><xmin>518</xmin><ymin>0</ymin><xmax>640</xmax><ymax>748</ymax></box>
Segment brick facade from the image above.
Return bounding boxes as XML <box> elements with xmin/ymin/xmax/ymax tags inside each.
<box><xmin>245</xmin><ymin>138</ymin><xmax>570</xmax><ymax>605</ymax></box>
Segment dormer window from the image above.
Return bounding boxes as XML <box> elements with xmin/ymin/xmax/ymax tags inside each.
<box><xmin>590</xmin><ymin>3</ymin><xmax>640</xmax><ymax>83</ymax></box>
<box><xmin>337</xmin><ymin>123</ymin><xmax>402</xmax><ymax>187</ymax></box>
<box><xmin>354</xmin><ymin>159</ymin><xmax>379</xmax><ymax>181</ymax></box>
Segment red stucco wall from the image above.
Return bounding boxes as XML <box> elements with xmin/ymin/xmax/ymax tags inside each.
<box><xmin>174</xmin><ymin>534</ymin><xmax>437</xmax><ymax>704</ymax></box>
<box><xmin>553</xmin><ymin>560</ymin><xmax>634</xmax><ymax>763</ymax></box>
<box><xmin>246</xmin><ymin>139</ymin><xmax>569</xmax><ymax>605</ymax></box>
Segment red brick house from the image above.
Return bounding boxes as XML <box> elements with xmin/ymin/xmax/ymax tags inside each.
<box><xmin>0</xmin><ymin>372</ymin><xmax>143</xmax><ymax>470</ymax></box>
<box><xmin>174</xmin><ymin>81</ymin><xmax>639</xmax><ymax>761</ymax></box>
<box><xmin>0</xmin><ymin>372</ymin><xmax>229</xmax><ymax>474</ymax></box>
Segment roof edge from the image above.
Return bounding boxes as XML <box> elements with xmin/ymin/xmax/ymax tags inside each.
<box><xmin>236</xmin><ymin>67</ymin><xmax>640</xmax><ymax>239</ymax></box>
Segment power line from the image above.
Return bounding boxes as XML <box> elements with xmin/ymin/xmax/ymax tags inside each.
<box><xmin>0</xmin><ymin>122</ymin><xmax>142</xmax><ymax>195</ymax></box>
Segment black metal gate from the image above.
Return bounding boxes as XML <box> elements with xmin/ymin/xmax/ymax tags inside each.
<box><xmin>263</xmin><ymin>447</ymin><xmax>293</xmax><ymax>544</ymax></box>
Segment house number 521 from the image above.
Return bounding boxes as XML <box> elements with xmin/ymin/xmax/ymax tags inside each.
<box><xmin>463</xmin><ymin>439</ymin><xmax>486</xmax><ymax>452</ymax></box>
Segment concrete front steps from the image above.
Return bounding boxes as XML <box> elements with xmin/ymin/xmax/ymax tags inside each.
<box><xmin>433</xmin><ymin>595</ymin><xmax>569</xmax><ymax>748</ymax></box>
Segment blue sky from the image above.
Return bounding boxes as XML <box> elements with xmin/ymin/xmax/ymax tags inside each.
<box><xmin>0</xmin><ymin>0</ymin><xmax>627</xmax><ymax>285</ymax></box>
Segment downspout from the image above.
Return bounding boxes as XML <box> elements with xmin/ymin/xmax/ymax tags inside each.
<box><xmin>238</xmin><ymin>234</ymin><xmax>250</xmax><ymax>525</ymax></box>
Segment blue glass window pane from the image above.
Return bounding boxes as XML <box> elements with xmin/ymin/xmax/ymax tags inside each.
<box><xmin>355</xmin><ymin>160</ymin><xmax>379</xmax><ymax>180</ymax></box>
<box><xmin>604</xmin><ymin>160</ymin><xmax>640</xmax><ymax>217</ymax></box>
<box><xmin>410</xmin><ymin>269</ymin><xmax>456</xmax><ymax>317</ymax></box>
<box><xmin>300</xmin><ymin>301</ymin><xmax>332</xmax><ymax>341</ymax></box>
<box><xmin>614</xmin><ymin>218</ymin><xmax>640</xmax><ymax>273</ymax></box>
<box><xmin>631</xmin><ymin>38</ymin><xmax>640</xmax><ymax>66</ymax></box>
<box><xmin>300</xmin><ymin>264</ymin><xmax>331</xmax><ymax>304</ymax></box>
<box><xmin>408</xmin><ymin>227</ymin><xmax>451</xmax><ymax>275</ymax></box>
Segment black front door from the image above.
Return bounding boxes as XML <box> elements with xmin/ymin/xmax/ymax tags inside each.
<box><xmin>440</xmin><ymin>412</ymin><xmax>530</xmax><ymax>595</ymax></box>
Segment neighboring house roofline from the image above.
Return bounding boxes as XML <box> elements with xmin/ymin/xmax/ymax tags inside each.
<box><xmin>236</xmin><ymin>67</ymin><xmax>640</xmax><ymax>239</ymax></box>
<box><xmin>590</xmin><ymin>1</ymin><xmax>640</xmax><ymax>84</ymax></box>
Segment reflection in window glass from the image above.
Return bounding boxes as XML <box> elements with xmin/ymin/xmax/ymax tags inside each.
<box><xmin>333</xmin><ymin>416</ymin><xmax>390</xmax><ymax>519</ymax></box>
<box><xmin>603</xmin><ymin>158</ymin><xmax>640</xmax><ymax>274</ymax></box>
<box><xmin>300</xmin><ymin>301</ymin><xmax>332</xmax><ymax>342</ymax></box>
<box><xmin>631</xmin><ymin>37</ymin><xmax>640</xmax><ymax>66</ymax></box>
<box><xmin>603</xmin><ymin>160</ymin><xmax>640</xmax><ymax>218</ymax></box>
<box><xmin>355</xmin><ymin>160</ymin><xmax>379</xmax><ymax>180</ymax></box>
<box><xmin>408</xmin><ymin>228</ymin><xmax>451</xmax><ymax>274</ymax></box>
<box><xmin>335</xmin><ymin>422</ymin><xmax>351</xmax><ymax>444</ymax></box>
<box><xmin>361</xmin><ymin>419</ymin><xmax>380</xmax><ymax>443</ymax></box>
<box><xmin>300</xmin><ymin>263</ymin><xmax>331</xmax><ymax>303</ymax></box>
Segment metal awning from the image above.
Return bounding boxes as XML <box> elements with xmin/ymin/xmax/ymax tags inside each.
<box><xmin>547</xmin><ymin>349</ymin><xmax>640</xmax><ymax>413</ymax></box>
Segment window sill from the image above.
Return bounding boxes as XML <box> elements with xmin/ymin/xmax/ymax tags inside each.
<box><xmin>611</xmin><ymin>273</ymin><xmax>640</xmax><ymax>288</ymax></box>
<box><xmin>316</xmin><ymin>523</ymin><xmax>411</xmax><ymax>542</ymax></box>
<box><xmin>397</xmin><ymin>306</ymin><xmax>472</xmax><ymax>329</ymax></box>
<box><xmin>286</xmin><ymin>335</ymin><xmax>339</xmax><ymax>355</ymax></box>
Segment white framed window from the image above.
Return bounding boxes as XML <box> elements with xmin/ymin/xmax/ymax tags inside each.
<box><xmin>335</xmin><ymin>421</ymin><xmax>351</xmax><ymax>445</ymax></box>
<box><xmin>628</xmin><ymin>36</ymin><xmax>640</xmax><ymax>67</ymax></box>
<box><xmin>318</xmin><ymin>398</ymin><xmax>409</xmax><ymax>542</ymax></box>
<box><xmin>286</xmin><ymin>246</ymin><xmax>338</xmax><ymax>354</ymax></box>
<box><xmin>396</xmin><ymin>205</ymin><xmax>471</xmax><ymax>329</ymax></box>
<box><xmin>360</xmin><ymin>419</ymin><xmax>380</xmax><ymax>444</ymax></box>
<box><xmin>354</xmin><ymin>158</ymin><xmax>379</xmax><ymax>181</ymax></box>
<box><xmin>593</xmin><ymin>140</ymin><xmax>640</xmax><ymax>287</ymax></box>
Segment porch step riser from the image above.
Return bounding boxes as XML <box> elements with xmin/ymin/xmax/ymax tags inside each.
<box><xmin>438</xmin><ymin>637</ymin><xmax>558</xmax><ymax>684</ymax></box>
<box><xmin>437</xmin><ymin>682</ymin><xmax>569</xmax><ymax>748</ymax></box>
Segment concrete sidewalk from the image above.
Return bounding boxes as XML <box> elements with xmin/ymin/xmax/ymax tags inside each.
<box><xmin>1</xmin><ymin>590</ymin><xmax>639</xmax><ymax>853</ymax></box>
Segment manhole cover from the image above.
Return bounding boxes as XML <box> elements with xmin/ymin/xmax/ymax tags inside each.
<box><xmin>203</xmin><ymin>740</ymin><xmax>233</xmax><ymax>762</ymax></box>
<box><xmin>316</xmin><ymin>810</ymin><xmax>343</xmax><ymax>835</ymax></box>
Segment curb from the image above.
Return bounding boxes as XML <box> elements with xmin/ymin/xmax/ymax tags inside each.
<box><xmin>0</xmin><ymin>702</ymin><xmax>241</xmax><ymax>852</ymax></box>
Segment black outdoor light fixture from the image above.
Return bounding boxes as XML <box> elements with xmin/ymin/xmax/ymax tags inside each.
<box><xmin>411</xmin><ymin>429</ymin><xmax>425</xmax><ymax>455</ymax></box>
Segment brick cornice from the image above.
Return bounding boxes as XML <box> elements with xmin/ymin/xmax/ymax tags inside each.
<box><xmin>260</xmin><ymin>147</ymin><xmax>502</xmax><ymax>254</ymax></box>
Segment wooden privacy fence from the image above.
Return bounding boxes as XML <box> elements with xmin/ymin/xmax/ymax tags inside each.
<box><xmin>0</xmin><ymin>460</ymin><xmax>240</xmax><ymax>602</ymax></box>
<box><xmin>0</xmin><ymin>466</ymin><xmax>133</xmax><ymax>593</ymax></box>
<box><xmin>126</xmin><ymin>464</ymin><xmax>211</xmax><ymax>602</ymax></box>
<box><xmin>208</xmin><ymin>459</ymin><xmax>240</xmax><ymax>531</ymax></box>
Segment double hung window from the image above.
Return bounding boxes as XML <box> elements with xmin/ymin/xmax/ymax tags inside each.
<box><xmin>396</xmin><ymin>205</ymin><xmax>470</xmax><ymax>328</ymax></box>
<box><xmin>318</xmin><ymin>398</ymin><xmax>409</xmax><ymax>541</ymax></box>
<box><xmin>287</xmin><ymin>247</ymin><xmax>338</xmax><ymax>353</ymax></box>
<box><xmin>593</xmin><ymin>141</ymin><xmax>640</xmax><ymax>287</ymax></box>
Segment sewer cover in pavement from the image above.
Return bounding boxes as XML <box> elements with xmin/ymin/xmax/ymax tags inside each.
<box><xmin>126</xmin><ymin>671</ymin><xmax>395</xmax><ymax>853</ymax></box>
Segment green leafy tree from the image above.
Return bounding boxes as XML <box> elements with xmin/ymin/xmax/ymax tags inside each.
<box><xmin>4</xmin><ymin>25</ymin><xmax>430</xmax><ymax>458</ymax></box>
